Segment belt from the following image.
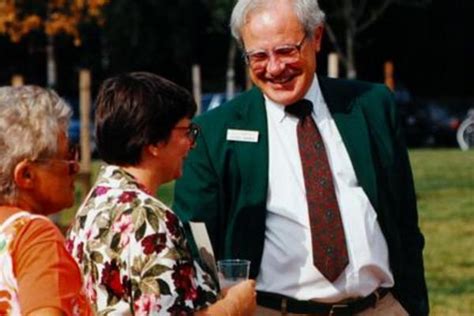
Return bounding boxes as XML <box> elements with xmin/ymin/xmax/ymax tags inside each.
<box><xmin>257</xmin><ymin>288</ymin><xmax>390</xmax><ymax>315</ymax></box>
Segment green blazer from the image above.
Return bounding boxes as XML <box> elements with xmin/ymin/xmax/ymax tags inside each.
<box><xmin>174</xmin><ymin>77</ymin><xmax>428</xmax><ymax>315</ymax></box>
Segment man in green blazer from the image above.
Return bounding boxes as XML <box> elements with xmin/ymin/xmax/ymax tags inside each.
<box><xmin>174</xmin><ymin>0</ymin><xmax>428</xmax><ymax>315</ymax></box>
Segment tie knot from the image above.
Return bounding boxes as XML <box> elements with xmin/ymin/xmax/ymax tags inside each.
<box><xmin>285</xmin><ymin>99</ymin><xmax>313</xmax><ymax>120</ymax></box>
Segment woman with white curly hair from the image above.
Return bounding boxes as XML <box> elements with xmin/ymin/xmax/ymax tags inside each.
<box><xmin>0</xmin><ymin>86</ymin><xmax>91</xmax><ymax>315</ymax></box>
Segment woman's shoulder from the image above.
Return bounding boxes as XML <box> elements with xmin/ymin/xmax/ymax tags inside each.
<box><xmin>81</xmin><ymin>184</ymin><xmax>171</xmax><ymax>225</ymax></box>
<box><xmin>10</xmin><ymin>212</ymin><xmax>64</xmax><ymax>247</ymax></box>
<box><xmin>68</xmin><ymin>184</ymin><xmax>179</xmax><ymax>254</ymax></box>
<box><xmin>85</xmin><ymin>165</ymin><xmax>171</xmax><ymax>215</ymax></box>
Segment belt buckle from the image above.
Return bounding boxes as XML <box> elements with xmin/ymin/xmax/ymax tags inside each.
<box><xmin>329</xmin><ymin>304</ymin><xmax>350</xmax><ymax>316</ymax></box>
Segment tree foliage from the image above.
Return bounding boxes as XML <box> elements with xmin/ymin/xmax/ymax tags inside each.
<box><xmin>0</xmin><ymin>0</ymin><xmax>109</xmax><ymax>45</ymax></box>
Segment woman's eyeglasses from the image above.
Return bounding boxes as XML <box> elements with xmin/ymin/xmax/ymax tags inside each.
<box><xmin>30</xmin><ymin>143</ymin><xmax>80</xmax><ymax>175</ymax></box>
<box><xmin>174</xmin><ymin>122</ymin><xmax>200</xmax><ymax>146</ymax></box>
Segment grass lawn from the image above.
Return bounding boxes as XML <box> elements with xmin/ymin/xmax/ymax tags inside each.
<box><xmin>409</xmin><ymin>149</ymin><xmax>474</xmax><ymax>315</ymax></box>
<box><xmin>59</xmin><ymin>149</ymin><xmax>474</xmax><ymax>315</ymax></box>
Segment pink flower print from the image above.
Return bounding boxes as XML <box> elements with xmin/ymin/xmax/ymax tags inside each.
<box><xmin>85</xmin><ymin>275</ymin><xmax>97</xmax><ymax>302</ymax></box>
<box><xmin>77</xmin><ymin>242</ymin><xmax>84</xmax><ymax>263</ymax></box>
<box><xmin>118</xmin><ymin>191</ymin><xmax>138</xmax><ymax>203</ymax></box>
<box><xmin>65</xmin><ymin>237</ymin><xmax>74</xmax><ymax>254</ymax></box>
<box><xmin>85</xmin><ymin>225</ymin><xmax>98</xmax><ymax>241</ymax></box>
<box><xmin>134</xmin><ymin>293</ymin><xmax>160</xmax><ymax>315</ymax></box>
<box><xmin>85</xmin><ymin>229</ymin><xmax>91</xmax><ymax>240</ymax></box>
<box><xmin>112</xmin><ymin>214</ymin><xmax>134</xmax><ymax>247</ymax></box>
<box><xmin>94</xmin><ymin>186</ymin><xmax>110</xmax><ymax>196</ymax></box>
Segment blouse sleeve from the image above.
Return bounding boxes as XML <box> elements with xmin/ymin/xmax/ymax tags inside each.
<box><xmin>124</xmin><ymin>204</ymin><xmax>218</xmax><ymax>315</ymax></box>
<box><xmin>12</xmin><ymin>217</ymin><xmax>86</xmax><ymax>315</ymax></box>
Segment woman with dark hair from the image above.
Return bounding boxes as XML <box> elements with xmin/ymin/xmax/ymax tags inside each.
<box><xmin>0</xmin><ymin>86</ymin><xmax>91</xmax><ymax>315</ymax></box>
<box><xmin>67</xmin><ymin>72</ymin><xmax>256</xmax><ymax>315</ymax></box>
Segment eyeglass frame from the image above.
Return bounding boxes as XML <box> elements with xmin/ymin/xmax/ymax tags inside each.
<box><xmin>173</xmin><ymin>122</ymin><xmax>200</xmax><ymax>146</ymax></box>
<box><xmin>242</xmin><ymin>34</ymin><xmax>308</xmax><ymax>69</ymax></box>
<box><xmin>29</xmin><ymin>143</ymin><xmax>80</xmax><ymax>175</ymax></box>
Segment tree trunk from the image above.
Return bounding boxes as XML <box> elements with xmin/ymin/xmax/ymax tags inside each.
<box><xmin>192</xmin><ymin>64</ymin><xmax>202</xmax><ymax>114</ymax></box>
<box><xmin>344</xmin><ymin>0</ymin><xmax>357</xmax><ymax>79</ymax></box>
<box><xmin>226</xmin><ymin>39</ymin><xmax>237</xmax><ymax>100</ymax></box>
<box><xmin>345</xmin><ymin>27</ymin><xmax>357</xmax><ymax>79</ymax></box>
<box><xmin>46</xmin><ymin>35</ymin><xmax>57</xmax><ymax>88</ymax></box>
<box><xmin>328</xmin><ymin>53</ymin><xmax>339</xmax><ymax>78</ymax></box>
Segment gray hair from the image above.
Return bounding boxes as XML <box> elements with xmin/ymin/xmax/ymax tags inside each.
<box><xmin>0</xmin><ymin>85</ymin><xmax>72</xmax><ymax>204</ymax></box>
<box><xmin>230</xmin><ymin>0</ymin><xmax>325</xmax><ymax>46</ymax></box>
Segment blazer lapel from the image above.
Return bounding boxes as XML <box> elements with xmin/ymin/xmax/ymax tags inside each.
<box><xmin>227</xmin><ymin>88</ymin><xmax>269</xmax><ymax>207</ymax></box>
<box><xmin>319</xmin><ymin>77</ymin><xmax>379</xmax><ymax>210</ymax></box>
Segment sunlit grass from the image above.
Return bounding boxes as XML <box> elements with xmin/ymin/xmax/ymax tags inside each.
<box><xmin>410</xmin><ymin>149</ymin><xmax>474</xmax><ymax>315</ymax></box>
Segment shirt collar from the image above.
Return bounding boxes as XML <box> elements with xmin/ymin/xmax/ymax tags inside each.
<box><xmin>264</xmin><ymin>75</ymin><xmax>323</xmax><ymax>122</ymax></box>
<box><xmin>98</xmin><ymin>165</ymin><xmax>152</xmax><ymax>195</ymax></box>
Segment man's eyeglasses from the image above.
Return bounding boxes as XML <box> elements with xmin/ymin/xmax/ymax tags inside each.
<box><xmin>243</xmin><ymin>35</ymin><xmax>307</xmax><ymax>70</ymax></box>
<box><xmin>174</xmin><ymin>122</ymin><xmax>200</xmax><ymax>146</ymax></box>
<box><xmin>31</xmin><ymin>143</ymin><xmax>80</xmax><ymax>175</ymax></box>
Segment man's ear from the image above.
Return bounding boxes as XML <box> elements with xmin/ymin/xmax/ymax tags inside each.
<box><xmin>312</xmin><ymin>24</ymin><xmax>324</xmax><ymax>53</ymax></box>
<box><xmin>13</xmin><ymin>160</ymin><xmax>36</xmax><ymax>189</ymax></box>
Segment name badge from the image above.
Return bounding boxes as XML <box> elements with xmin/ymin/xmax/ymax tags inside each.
<box><xmin>226</xmin><ymin>129</ymin><xmax>259</xmax><ymax>143</ymax></box>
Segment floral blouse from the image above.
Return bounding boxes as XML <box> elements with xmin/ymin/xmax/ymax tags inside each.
<box><xmin>1</xmin><ymin>212</ymin><xmax>91</xmax><ymax>315</ymax></box>
<box><xmin>67</xmin><ymin>165</ymin><xmax>217</xmax><ymax>315</ymax></box>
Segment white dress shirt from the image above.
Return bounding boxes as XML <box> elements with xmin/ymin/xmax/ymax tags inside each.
<box><xmin>256</xmin><ymin>75</ymin><xmax>394</xmax><ymax>302</ymax></box>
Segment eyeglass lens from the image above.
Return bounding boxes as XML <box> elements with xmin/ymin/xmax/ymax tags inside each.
<box><xmin>187</xmin><ymin>123</ymin><xmax>199</xmax><ymax>143</ymax></box>
<box><xmin>246</xmin><ymin>36</ymin><xmax>306</xmax><ymax>69</ymax></box>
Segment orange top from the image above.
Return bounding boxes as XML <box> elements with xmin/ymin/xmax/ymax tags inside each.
<box><xmin>0</xmin><ymin>211</ymin><xmax>92</xmax><ymax>315</ymax></box>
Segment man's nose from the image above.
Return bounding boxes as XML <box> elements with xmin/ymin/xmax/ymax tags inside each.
<box><xmin>265</xmin><ymin>54</ymin><xmax>286</xmax><ymax>75</ymax></box>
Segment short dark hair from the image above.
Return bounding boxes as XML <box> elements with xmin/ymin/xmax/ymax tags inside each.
<box><xmin>95</xmin><ymin>72</ymin><xmax>197</xmax><ymax>165</ymax></box>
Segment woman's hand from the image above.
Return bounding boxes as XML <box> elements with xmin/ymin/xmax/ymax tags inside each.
<box><xmin>196</xmin><ymin>280</ymin><xmax>257</xmax><ymax>315</ymax></box>
<box><xmin>223</xmin><ymin>280</ymin><xmax>257</xmax><ymax>315</ymax></box>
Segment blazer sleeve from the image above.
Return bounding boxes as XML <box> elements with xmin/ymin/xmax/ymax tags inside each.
<box><xmin>382</xmin><ymin>87</ymin><xmax>429</xmax><ymax>316</ymax></box>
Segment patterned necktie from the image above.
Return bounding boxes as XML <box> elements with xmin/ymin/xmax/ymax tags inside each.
<box><xmin>285</xmin><ymin>99</ymin><xmax>348</xmax><ymax>282</ymax></box>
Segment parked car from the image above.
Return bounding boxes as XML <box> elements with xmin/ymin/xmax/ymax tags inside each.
<box><xmin>398</xmin><ymin>97</ymin><xmax>472</xmax><ymax>147</ymax></box>
<box><xmin>200</xmin><ymin>92</ymin><xmax>241</xmax><ymax>113</ymax></box>
<box><xmin>457</xmin><ymin>108</ymin><xmax>474</xmax><ymax>150</ymax></box>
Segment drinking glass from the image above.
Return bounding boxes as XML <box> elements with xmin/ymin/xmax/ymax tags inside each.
<box><xmin>217</xmin><ymin>259</ymin><xmax>250</xmax><ymax>289</ymax></box>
